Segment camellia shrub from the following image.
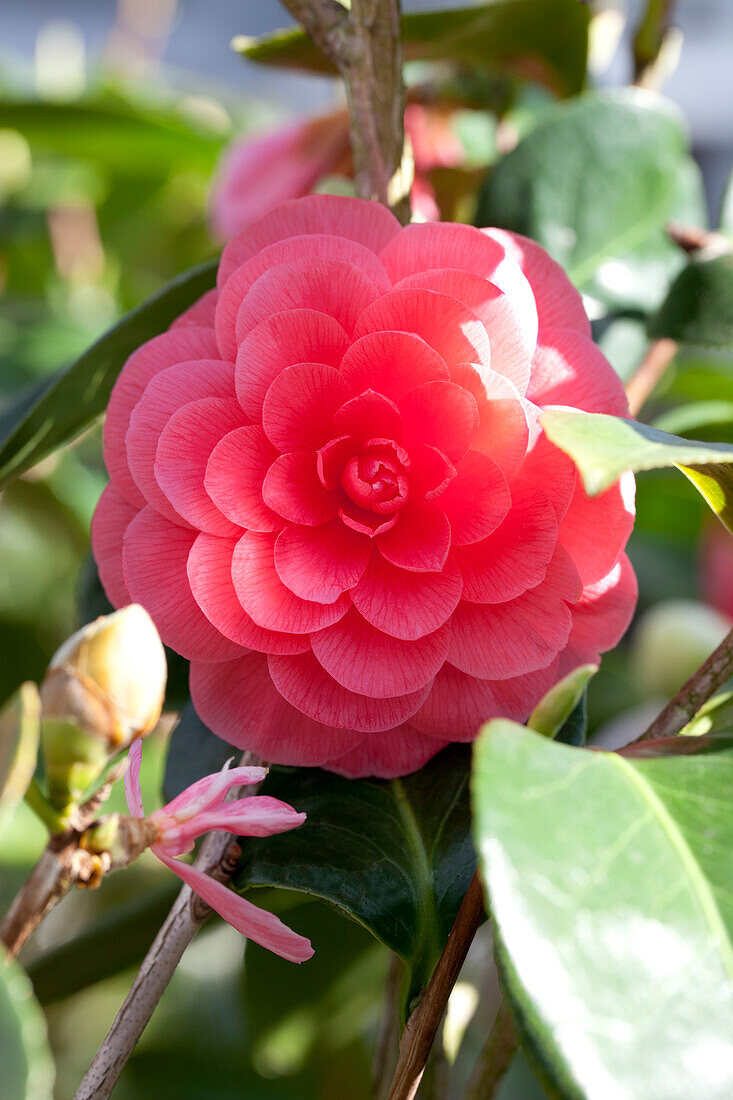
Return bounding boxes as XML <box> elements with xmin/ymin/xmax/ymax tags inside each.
<box><xmin>1</xmin><ymin>3</ymin><xmax>732</xmax><ymax>1100</ymax></box>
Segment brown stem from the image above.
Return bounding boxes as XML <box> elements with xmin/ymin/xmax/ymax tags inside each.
<box><xmin>1</xmin><ymin>771</ymin><xmax>152</xmax><ymax>957</ymax></box>
<box><xmin>624</xmin><ymin>337</ymin><xmax>678</xmax><ymax>418</ymax></box>
<box><xmin>281</xmin><ymin>0</ymin><xmax>411</xmax><ymax>223</ymax></box>
<box><xmin>73</xmin><ymin>753</ymin><xmax>263</xmax><ymax>1100</ymax></box>
<box><xmin>634</xmin><ymin>625</ymin><xmax>733</xmax><ymax>744</ymax></box>
<box><xmin>463</xmin><ymin>1000</ymin><xmax>518</xmax><ymax>1100</ymax></box>
<box><xmin>386</xmin><ymin>872</ymin><xmax>485</xmax><ymax>1100</ymax></box>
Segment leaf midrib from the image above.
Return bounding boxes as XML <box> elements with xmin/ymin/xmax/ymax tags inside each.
<box><xmin>611</xmin><ymin>753</ymin><xmax>733</xmax><ymax>978</ymax></box>
<box><xmin>391</xmin><ymin>778</ymin><xmax>440</xmax><ymax>969</ymax></box>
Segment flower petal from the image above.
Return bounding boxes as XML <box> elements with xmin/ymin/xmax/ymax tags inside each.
<box><xmin>219</xmin><ymin>193</ymin><xmax>401</xmax><ymax>286</ymax></box>
<box><xmin>326</xmin><ymin>726</ymin><xmax>449</xmax><ymax>779</ymax></box>
<box><xmin>376</xmin><ymin>504</ymin><xmax>451</xmax><ymax>573</ymax></box>
<box><xmin>205</xmin><ymin>425</ymin><xmax>282</xmax><ymax>533</ymax></box>
<box><xmin>311</xmin><ymin>609</ymin><xmax>450</xmax><ymax>697</ymax></box>
<box><xmin>262</xmin><ymin>362</ymin><xmax>349</xmax><ymax>453</ymax></box>
<box><xmin>232</xmin><ymin>531</ymin><xmax>349</xmax><ymax>632</ymax></box>
<box><xmin>353</xmin><ymin>288</ymin><xmax>490</xmax><ymax>369</ymax></box>
<box><xmin>156</xmin><ymin>852</ymin><xmax>313</xmax><ymax>963</ymax></box>
<box><xmin>558</xmin><ymin>472</ymin><xmax>635</xmax><ymax>587</ymax></box>
<box><xmin>334</xmin><ymin>391</ymin><xmax>403</xmax><ymax>443</ymax></box>
<box><xmin>155</xmin><ymin>397</ymin><xmax>245</xmax><ymax>535</ymax></box>
<box><xmin>190</xmin><ymin>652</ymin><xmax>364</xmax><ymax>765</ymax></box>
<box><xmin>528</xmin><ymin>328</ymin><xmax>629</xmax><ymax>415</ymax></box>
<box><xmin>268</xmin><ymin>651</ymin><xmax>431</xmax><ymax>732</ymax></box>
<box><xmin>262</xmin><ymin>451</ymin><xmax>338</xmax><ymax>526</ymax></box>
<box><xmin>104</xmin><ymin>327</ymin><xmax>219</xmax><ymax>507</ymax></box>
<box><xmin>399</xmin><ymin>380</ymin><xmax>479</xmax><ymax>462</ymax></box>
<box><xmin>352</xmin><ymin>552</ymin><xmax>462</xmax><ymax>640</ymax></box>
<box><xmin>123</xmin><ymin>507</ymin><xmax>243</xmax><ymax>662</ymax></box>
<box><xmin>188</xmin><ymin>533</ymin><xmax>309</xmax><ymax>654</ymax></box>
<box><xmin>439</xmin><ymin>452</ymin><xmax>511</xmax><ymax>545</ymax></box>
<box><xmin>124</xmin><ymin>739</ymin><xmax>144</xmax><ymax>818</ymax></box>
<box><xmin>171</xmin><ymin>289</ymin><xmax>218</xmax><ymax>330</ymax></box>
<box><xmin>339</xmin><ymin>330</ymin><xmax>450</xmax><ymax>401</ymax></box>
<box><xmin>90</xmin><ymin>483</ymin><xmax>137</xmax><ymax>608</ymax></box>
<box><xmin>274</xmin><ymin>520</ymin><xmax>371</xmax><ymax>603</ymax></box>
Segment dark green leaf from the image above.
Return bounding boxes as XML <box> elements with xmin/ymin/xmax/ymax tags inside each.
<box><xmin>0</xmin><ymin>258</ymin><xmax>217</xmax><ymax>491</ymax></box>
<box><xmin>236</xmin><ymin>746</ymin><xmax>475</xmax><ymax>1005</ymax></box>
<box><xmin>649</xmin><ymin>254</ymin><xmax>733</xmax><ymax>348</ymax></box>
<box><xmin>238</xmin><ymin>1</ymin><xmax>589</xmax><ymax>98</ymax></box>
<box><xmin>0</xmin><ymin>683</ymin><xmax>40</xmax><ymax>831</ymax></box>
<box><xmin>542</xmin><ymin>408</ymin><xmax>733</xmax><ymax>530</ymax></box>
<box><xmin>0</xmin><ymin>945</ymin><xmax>54</xmax><ymax>1100</ymax></box>
<box><xmin>476</xmin><ymin>89</ymin><xmax>687</xmax><ymax>289</ymax></box>
<box><xmin>473</xmin><ymin>722</ymin><xmax>733</xmax><ymax>1100</ymax></box>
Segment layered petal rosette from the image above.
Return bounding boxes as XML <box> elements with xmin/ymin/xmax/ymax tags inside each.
<box><xmin>93</xmin><ymin>195</ymin><xmax>637</xmax><ymax>778</ymax></box>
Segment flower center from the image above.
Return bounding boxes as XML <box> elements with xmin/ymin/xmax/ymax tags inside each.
<box><xmin>340</xmin><ymin>442</ymin><xmax>410</xmax><ymax>515</ymax></box>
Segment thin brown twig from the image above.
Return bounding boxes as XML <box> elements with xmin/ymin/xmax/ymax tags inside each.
<box><xmin>633</xmin><ymin>626</ymin><xmax>733</xmax><ymax>744</ymax></box>
<box><xmin>281</xmin><ymin>0</ymin><xmax>411</xmax><ymax>222</ymax></box>
<box><xmin>386</xmin><ymin>872</ymin><xmax>485</xmax><ymax>1100</ymax></box>
<box><xmin>463</xmin><ymin>999</ymin><xmax>518</xmax><ymax>1100</ymax></box>
<box><xmin>624</xmin><ymin>337</ymin><xmax>678</xmax><ymax>418</ymax></box>
<box><xmin>73</xmin><ymin>753</ymin><xmax>263</xmax><ymax>1100</ymax></box>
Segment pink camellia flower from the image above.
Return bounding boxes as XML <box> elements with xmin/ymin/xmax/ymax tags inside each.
<box><xmin>209</xmin><ymin>104</ymin><xmax>464</xmax><ymax>239</ymax></box>
<box><xmin>93</xmin><ymin>194</ymin><xmax>637</xmax><ymax>778</ymax></box>
<box><xmin>700</xmin><ymin>519</ymin><xmax>733</xmax><ymax>620</ymax></box>
<box><xmin>125</xmin><ymin>739</ymin><xmax>313</xmax><ymax>962</ymax></box>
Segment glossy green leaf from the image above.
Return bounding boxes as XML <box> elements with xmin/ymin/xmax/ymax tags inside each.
<box><xmin>0</xmin><ymin>945</ymin><xmax>54</xmax><ymax>1100</ymax></box>
<box><xmin>473</xmin><ymin>722</ymin><xmax>733</xmax><ymax>1100</ymax></box>
<box><xmin>0</xmin><ymin>258</ymin><xmax>217</xmax><ymax>491</ymax></box>
<box><xmin>0</xmin><ymin>683</ymin><xmax>41</xmax><ymax>830</ymax></box>
<box><xmin>476</xmin><ymin>89</ymin><xmax>687</xmax><ymax>289</ymax></box>
<box><xmin>649</xmin><ymin>254</ymin><xmax>733</xmax><ymax>349</ymax></box>
<box><xmin>542</xmin><ymin>409</ymin><xmax>733</xmax><ymax>530</ymax></box>
<box><xmin>236</xmin><ymin>746</ymin><xmax>475</xmax><ymax>1004</ymax></box>
<box><xmin>238</xmin><ymin>1</ymin><xmax>589</xmax><ymax>97</ymax></box>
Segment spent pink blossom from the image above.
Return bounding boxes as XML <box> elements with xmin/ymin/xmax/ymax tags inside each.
<box><xmin>124</xmin><ymin>739</ymin><xmax>313</xmax><ymax>962</ymax></box>
<box><xmin>93</xmin><ymin>194</ymin><xmax>637</xmax><ymax>778</ymax></box>
<box><xmin>209</xmin><ymin>105</ymin><xmax>465</xmax><ymax>239</ymax></box>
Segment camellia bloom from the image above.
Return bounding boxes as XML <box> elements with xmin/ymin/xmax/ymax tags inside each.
<box><xmin>125</xmin><ymin>740</ymin><xmax>313</xmax><ymax>962</ymax></box>
<box><xmin>209</xmin><ymin>104</ymin><xmax>464</xmax><ymax>239</ymax></box>
<box><xmin>93</xmin><ymin>194</ymin><xmax>637</xmax><ymax>778</ymax></box>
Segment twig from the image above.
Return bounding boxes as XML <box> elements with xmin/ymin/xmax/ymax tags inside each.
<box><xmin>1</xmin><ymin>768</ymin><xmax>151</xmax><ymax>958</ymax></box>
<box><xmin>281</xmin><ymin>0</ymin><xmax>411</xmax><ymax>222</ymax></box>
<box><xmin>463</xmin><ymin>1000</ymin><xmax>518</xmax><ymax>1100</ymax></box>
<box><xmin>633</xmin><ymin>626</ymin><xmax>733</xmax><ymax>744</ymax></box>
<box><xmin>73</xmin><ymin>753</ymin><xmax>263</xmax><ymax>1100</ymax></box>
<box><xmin>373</xmin><ymin>953</ymin><xmax>404</xmax><ymax>1098</ymax></box>
<box><xmin>386</xmin><ymin>872</ymin><xmax>485</xmax><ymax>1100</ymax></box>
<box><xmin>624</xmin><ymin>337</ymin><xmax>678</xmax><ymax>418</ymax></box>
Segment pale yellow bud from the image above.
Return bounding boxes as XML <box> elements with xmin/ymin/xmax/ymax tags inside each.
<box><xmin>39</xmin><ymin>606</ymin><xmax>167</xmax><ymax>808</ymax></box>
<box><xmin>42</xmin><ymin>605</ymin><xmax>167</xmax><ymax>747</ymax></box>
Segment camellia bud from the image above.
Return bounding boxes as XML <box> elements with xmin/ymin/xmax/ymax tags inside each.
<box><xmin>39</xmin><ymin>605</ymin><xmax>167</xmax><ymax>809</ymax></box>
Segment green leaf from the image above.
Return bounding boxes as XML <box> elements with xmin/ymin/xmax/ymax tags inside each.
<box><xmin>237</xmin><ymin>1</ymin><xmax>589</xmax><ymax>98</ymax></box>
<box><xmin>0</xmin><ymin>97</ymin><xmax>226</xmax><ymax>178</ymax></box>
<box><xmin>527</xmin><ymin>664</ymin><xmax>596</xmax><ymax>741</ymax></box>
<box><xmin>236</xmin><ymin>746</ymin><xmax>475</xmax><ymax>1005</ymax></box>
<box><xmin>473</xmin><ymin>722</ymin><xmax>733</xmax><ymax>1100</ymax></box>
<box><xmin>0</xmin><ymin>258</ymin><xmax>217</xmax><ymax>492</ymax></box>
<box><xmin>476</xmin><ymin>89</ymin><xmax>688</xmax><ymax>289</ymax></box>
<box><xmin>0</xmin><ymin>945</ymin><xmax>54</xmax><ymax>1100</ymax></box>
<box><xmin>649</xmin><ymin>254</ymin><xmax>733</xmax><ymax>349</ymax></box>
<box><xmin>542</xmin><ymin>409</ymin><xmax>733</xmax><ymax>530</ymax></box>
<box><xmin>0</xmin><ymin>683</ymin><xmax>41</xmax><ymax>831</ymax></box>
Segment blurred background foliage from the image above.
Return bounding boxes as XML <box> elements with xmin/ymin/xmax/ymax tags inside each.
<box><xmin>0</xmin><ymin>2</ymin><xmax>732</xmax><ymax>1098</ymax></box>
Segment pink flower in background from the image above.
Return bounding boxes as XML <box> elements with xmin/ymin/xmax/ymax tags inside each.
<box><xmin>209</xmin><ymin>105</ymin><xmax>465</xmax><ymax>239</ymax></box>
<box><xmin>94</xmin><ymin>194</ymin><xmax>637</xmax><ymax>778</ymax></box>
<box><xmin>125</xmin><ymin>740</ymin><xmax>313</xmax><ymax>962</ymax></box>
<box><xmin>700</xmin><ymin>520</ymin><xmax>733</xmax><ymax>620</ymax></box>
